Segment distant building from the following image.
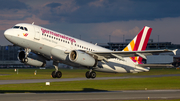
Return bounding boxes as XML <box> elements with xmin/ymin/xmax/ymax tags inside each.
<box><xmin>0</xmin><ymin>45</ymin><xmax>31</xmax><ymax>68</ymax></box>
<box><xmin>98</xmin><ymin>39</ymin><xmax>180</xmax><ymax>51</ymax></box>
<box><xmin>0</xmin><ymin>45</ymin><xmax>20</xmax><ymax>61</ymax></box>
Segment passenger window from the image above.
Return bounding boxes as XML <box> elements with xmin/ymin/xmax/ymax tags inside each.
<box><xmin>24</xmin><ymin>27</ymin><xmax>28</xmax><ymax>31</ymax></box>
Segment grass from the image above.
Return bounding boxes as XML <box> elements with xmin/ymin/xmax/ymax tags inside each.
<box><xmin>122</xmin><ymin>99</ymin><xmax>180</xmax><ymax>101</ymax></box>
<box><xmin>0</xmin><ymin>68</ymin><xmax>180</xmax><ymax>80</ymax></box>
<box><xmin>0</xmin><ymin>68</ymin><xmax>180</xmax><ymax>101</ymax></box>
<box><xmin>0</xmin><ymin>68</ymin><xmax>180</xmax><ymax>93</ymax></box>
<box><xmin>0</xmin><ymin>75</ymin><xmax>180</xmax><ymax>91</ymax></box>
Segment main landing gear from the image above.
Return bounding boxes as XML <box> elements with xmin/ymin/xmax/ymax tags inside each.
<box><xmin>51</xmin><ymin>71</ymin><xmax>62</xmax><ymax>78</ymax></box>
<box><xmin>51</xmin><ymin>62</ymin><xmax>62</xmax><ymax>78</ymax></box>
<box><xmin>85</xmin><ymin>71</ymin><xmax>96</xmax><ymax>79</ymax></box>
<box><xmin>51</xmin><ymin>62</ymin><xmax>96</xmax><ymax>79</ymax></box>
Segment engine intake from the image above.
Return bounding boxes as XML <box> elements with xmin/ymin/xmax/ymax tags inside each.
<box><xmin>69</xmin><ymin>50</ymin><xmax>96</xmax><ymax>67</ymax></box>
<box><xmin>18</xmin><ymin>51</ymin><xmax>46</xmax><ymax>67</ymax></box>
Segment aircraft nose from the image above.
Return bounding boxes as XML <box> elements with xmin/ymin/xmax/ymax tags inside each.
<box><xmin>4</xmin><ymin>29</ymin><xmax>13</xmax><ymax>40</ymax></box>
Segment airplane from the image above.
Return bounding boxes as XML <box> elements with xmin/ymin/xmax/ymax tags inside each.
<box><xmin>4</xmin><ymin>23</ymin><xmax>177</xmax><ymax>79</ymax></box>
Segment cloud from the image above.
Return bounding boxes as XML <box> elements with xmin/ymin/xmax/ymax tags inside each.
<box><xmin>45</xmin><ymin>16</ymin><xmax>180</xmax><ymax>44</ymax></box>
<box><xmin>0</xmin><ymin>0</ymin><xmax>29</xmax><ymax>10</ymax></box>
<box><xmin>0</xmin><ymin>14</ymin><xmax>49</xmax><ymax>31</ymax></box>
<box><xmin>46</xmin><ymin>2</ymin><xmax>62</xmax><ymax>8</ymax></box>
<box><xmin>33</xmin><ymin>0</ymin><xmax>180</xmax><ymax>23</ymax></box>
<box><xmin>111</xmin><ymin>26</ymin><xmax>140</xmax><ymax>37</ymax></box>
<box><xmin>75</xmin><ymin>0</ymin><xmax>96</xmax><ymax>6</ymax></box>
<box><xmin>1</xmin><ymin>0</ymin><xmax>180</xmax><ymax>46</ymax></box>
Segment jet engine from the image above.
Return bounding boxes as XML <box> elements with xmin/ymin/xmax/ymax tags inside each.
<box><xmin>18</xmin><ymin>51</ymin><xmax>46</xmax><ymax>67</ymax></box>
<box><xmin>69</xmin><ymin>50</ymin><xmax>96</xmax><ymax>67</ymax></box>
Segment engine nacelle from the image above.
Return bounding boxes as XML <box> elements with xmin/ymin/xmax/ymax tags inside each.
<box><xmin>18</xmin><ymin>51</ymin><xmax>46</xmax><ymax>67</ymax></box>
<box><xmin>69</xmin><ymin>50</ymin><xmax>96</xmax><ymax>67</ymax></box>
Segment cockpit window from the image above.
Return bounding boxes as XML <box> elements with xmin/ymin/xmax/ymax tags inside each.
<box><xmin>13</xmin><ymin>26</ymin><xmax>28</xmax><ymax>31</ymax></box>
<box><xmin>24</xmin><ymin>27</ymin><xmax>28</xmax><ymax>31</ymax></box>
<box><xmin>13</xmin><ymin>26</ymin><xmax>20</xmax><ymax>29</ymax></box>
<box><xmin>20</xmin><ymin>27</ymin><xmax>24</xmax><ymax>30</ymax></box>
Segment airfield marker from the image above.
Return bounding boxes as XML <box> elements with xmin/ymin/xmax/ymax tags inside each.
<box><xmin>34</xmin><ymin>70</ymin><xmax>37</xmax><ymax>75</ymax></box>
<box><xmin>46</xmin><ymin>82</ymin><xmax>50</xmax><ymax>86</ymax></box>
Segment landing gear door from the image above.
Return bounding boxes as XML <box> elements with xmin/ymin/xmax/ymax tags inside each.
<box><xmin>34</xmin><ymin>26</ymin><xmax>40</xmax><ymax>40</ymax></box>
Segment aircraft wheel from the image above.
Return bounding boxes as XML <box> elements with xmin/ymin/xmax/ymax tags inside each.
<box><xmin>51</xmin><ymin>71</ymin><xmax>56</xmax><ymax>78</ymax></box>
<box><xmin>24</xmin><ymin>58</ymin><xmax>28</xmax><ymax>63</ymax></box>
<box><xmin>22</xmin><ymin>58</ymin><xmax>28</xmax><ymax>63</ymax></box>
<box><xmin>56</xmin><ymin>71</ymin><xmax>62</xmax><ymax>78</ymax></box>
<box><xmin>90</xmin><ymin>71</ymin><xmax>96</xmax><ymax>79</ymax></box>
<box><xmin>85</xmin><ymin>71</ymin><xmax>91</xmax><ymax>79</ymax></box>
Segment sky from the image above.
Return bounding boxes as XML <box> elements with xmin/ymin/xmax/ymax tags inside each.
<box><xmin>1</xmin><ymin>0</ymin><xmax>180</xmax><ymax>46</ymax></box>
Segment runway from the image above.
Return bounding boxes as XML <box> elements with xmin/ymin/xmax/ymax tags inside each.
<box><xmin>0</xmin><ymin>90</ymin><xmax>180</xmax><ymax>101</ymax></box>
<box><xmin>0</xmin><ymin>74</ymin><xmax>180</xmax><ymax>85</ymax></box>
<box><xmin>1</xmin><ymin>74</ymin><xmax>180</xmax><ymax>100</ymax></box>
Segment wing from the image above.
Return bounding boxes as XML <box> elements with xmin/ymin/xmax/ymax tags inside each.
<box><xmin>90</xmin><ymin>49</ymin><xmax>177</xmax><ymax>61</ymax></box>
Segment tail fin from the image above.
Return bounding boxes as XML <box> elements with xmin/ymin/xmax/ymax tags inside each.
<box><xmin>123</xmin><ymin>26</ymin><xmax>152</xmax><ymax>64</ymax></box>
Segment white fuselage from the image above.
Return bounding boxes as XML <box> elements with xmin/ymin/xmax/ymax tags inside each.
<box><xmin>4</xmin><ymin>23</ymin><xmax>149</xmax><ymax>73</ymax></box>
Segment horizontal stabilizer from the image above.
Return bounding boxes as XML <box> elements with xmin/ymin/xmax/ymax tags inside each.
<box><xmin>137</xmin><ymin>64</ymin><xmax>173</xmax><ymax>68</ymax></box>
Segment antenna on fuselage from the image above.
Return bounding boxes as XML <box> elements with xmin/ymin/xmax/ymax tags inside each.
<box><xmin>32</xmin><ymin>22</ymin><xmax>34</xmax><ymax>25</ymax></box>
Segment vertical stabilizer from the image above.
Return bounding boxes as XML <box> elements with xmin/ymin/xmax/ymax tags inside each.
<box><xmin>123</xmin><ymin>26</ymin><xmax>152</xmax><ymax>64</ymax></box>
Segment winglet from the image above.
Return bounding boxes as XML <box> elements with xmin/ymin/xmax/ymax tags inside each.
<box><xmin>173</xmin><ymin>49</ymin><xmax>178</xmax><ymax>55</ymax></box>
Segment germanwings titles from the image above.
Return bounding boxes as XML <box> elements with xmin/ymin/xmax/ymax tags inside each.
<box><xmin>4</xmin><ymin>23</ymin><xmax>177</xmax><ymax>79</ymax></box>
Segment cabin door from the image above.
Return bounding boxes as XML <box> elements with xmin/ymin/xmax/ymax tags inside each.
<box><xmin>34</xmin><ymin>26</ymin><xmax>40</xmax><ymax>40</ymax></box>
